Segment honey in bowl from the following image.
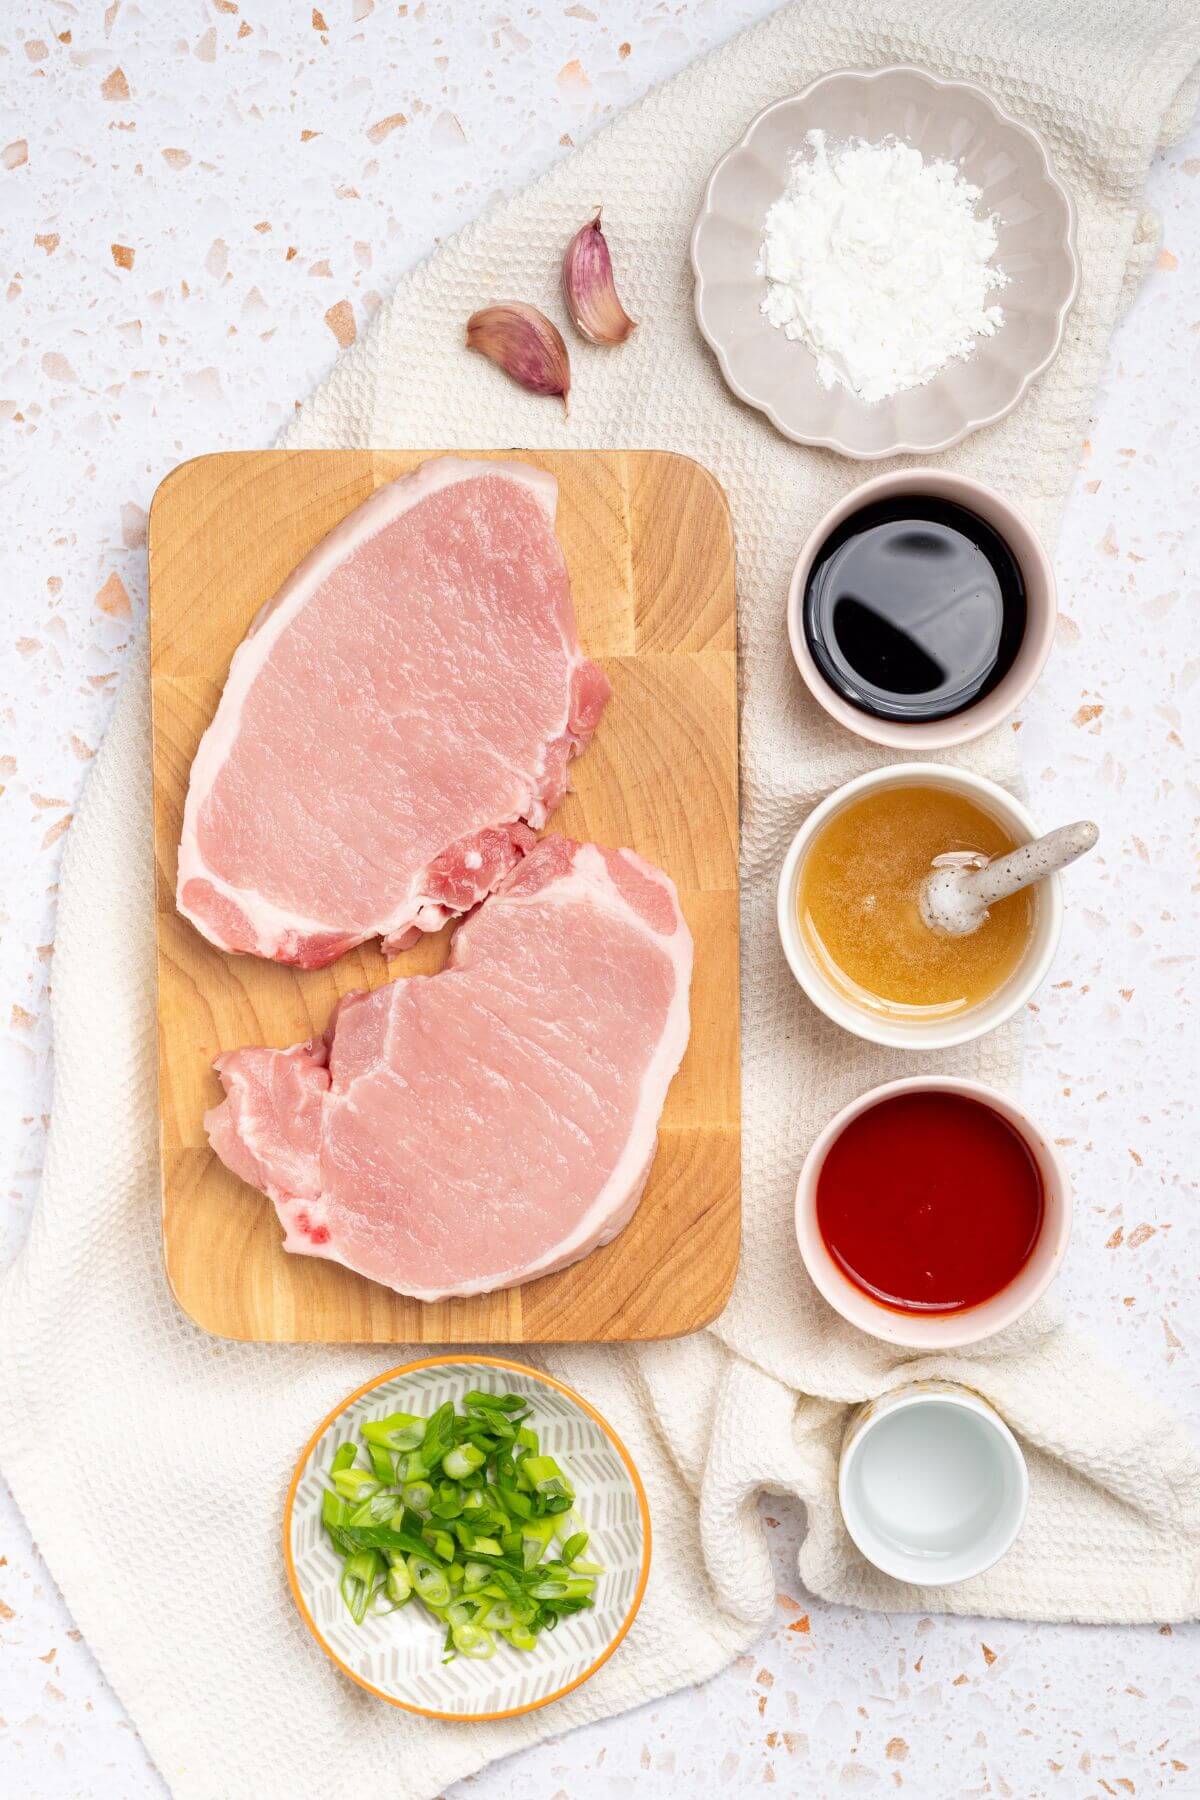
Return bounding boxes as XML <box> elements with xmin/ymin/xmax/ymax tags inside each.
<box><xmin>798</xmin><ymin>784</ymin><xmax>1034</xmax><ymax>1019</ymax></box>
<box><xmin>816</xmin><ymin>1090</ymin><xmax>1044</xmax><ymax>1314</ymax></box>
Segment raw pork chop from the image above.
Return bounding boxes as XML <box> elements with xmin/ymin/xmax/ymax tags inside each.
<box><xmin>177</xmin><ymin>456</ymin><xmax>610</xmax><ymax>968</ymax></box>
<box><xmin>205</xmin><ymin>837</ymin><xmax>692</xmax><ymax>1300</ymax></box>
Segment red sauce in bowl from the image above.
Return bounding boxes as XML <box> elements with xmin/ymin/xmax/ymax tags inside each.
<box><xmin>815</xmin><ymin>1090</ymin><xmax>1044</xmax><ymax>1315</ymax></box>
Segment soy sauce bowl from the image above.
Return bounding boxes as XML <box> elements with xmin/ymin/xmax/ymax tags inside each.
<box><xmin>787</xmin><ymin>469</ymin><xmax>1057</xmax><ymax>751</ymax></box>
<box><xmin>795</xmin><ymin>1076</ymin><xmax>1072</xmax><ymax>1349</ymax></box>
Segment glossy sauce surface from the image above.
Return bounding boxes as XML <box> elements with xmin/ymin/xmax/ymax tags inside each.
<box><xmin>816</xmin><ymin>1091</ymin><xmax>1045</xmax><ymax>1314</ymax></box>
<box><xmin>799</xmin><ymin>785</ymin><xmax>1034</xmax><ymax>1018</ymax></box>
<box><xmin>803</xmin><ymin>496</ymin><xmax>1026</xmax><ymax>723</ymax></box>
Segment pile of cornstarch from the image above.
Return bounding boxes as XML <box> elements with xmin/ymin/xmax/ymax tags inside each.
<box><xmin>758</xmin><ymin>130</ymin><xmax>1006</xmax><ymax>404</ymax></box>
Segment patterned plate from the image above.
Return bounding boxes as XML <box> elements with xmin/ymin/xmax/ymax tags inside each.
<box><xmin>284</xmin><ymin>1355</ymin><xmax>651</xmax><ymax>1720</ymax></box>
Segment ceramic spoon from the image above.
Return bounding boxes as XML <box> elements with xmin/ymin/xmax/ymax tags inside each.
<box><xmin>921</xmin><ymin>821</ymin><xmax>1099</xmax><ymax>936</ymax></box>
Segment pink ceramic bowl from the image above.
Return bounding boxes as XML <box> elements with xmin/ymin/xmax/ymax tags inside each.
<box><xmin>787</xmin><ymin>468</ymin><xmax>1056</xmax><ymax>751</ymax></box>
<box><xmin>795</xmin><ymin>1076</ymin><xmax>1071</xmax><ymax>1349</ymax></box>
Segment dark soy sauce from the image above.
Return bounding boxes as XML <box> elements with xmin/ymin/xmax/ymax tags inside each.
<box><xmin>803</xmin><ymin>497</ymin><xmax>1026</xmax><ymax>723</ymax></box>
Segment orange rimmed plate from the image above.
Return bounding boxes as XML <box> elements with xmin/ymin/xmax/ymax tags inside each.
<box><xmin>283</xmin><ymin>1355</ymin><xmax>651</xmax><ymax>1720</ymax></box>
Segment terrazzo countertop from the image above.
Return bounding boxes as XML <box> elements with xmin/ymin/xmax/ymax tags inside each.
<box><xmin>2</xmin><ymin>3</ymin><xmax>1198</xmax><ymax>1795</ymax></box>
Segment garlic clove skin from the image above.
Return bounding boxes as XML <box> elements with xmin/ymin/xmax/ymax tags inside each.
<box><xmin>465</xmin><ymin>303</ymin><xmax>571</xmax><ymax>409</ymax></box>
<box><xmin>562</xmin><ymin>214</ymin><xmax>637</xmax><ymax>347</ymax></box>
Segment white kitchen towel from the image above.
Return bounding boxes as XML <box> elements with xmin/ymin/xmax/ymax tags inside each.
<box><xmin>4</xmin><ymin>4</ymin><xmax>1200</xmax><ymax>1797</ymax></box>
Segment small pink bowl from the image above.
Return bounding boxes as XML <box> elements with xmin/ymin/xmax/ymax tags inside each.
<box><xmin>787</xmin><ymin>468</ymin><xmax>1057</xmax><ymax>751</ymax></box>
<box><xmin>795</xmin><ymin>1076</ymin><xmax>1071</xmax><ymax>1349</ymax></box>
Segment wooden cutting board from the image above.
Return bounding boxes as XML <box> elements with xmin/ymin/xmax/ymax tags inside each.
<box><xmin>150</xmin><ymin>449</ymin><xmax>740</xmax><ymax>1342</ymax></box>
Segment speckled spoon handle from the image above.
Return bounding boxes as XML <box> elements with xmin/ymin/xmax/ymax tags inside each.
<box><xmin>972</xmin><ymin>821</ymin><xmax>1099</xmax><ymax>905</ymax></box>
<box><xmin>922</xmin><ymin>821</ymin><xmax>1099</xmax><ymax>935</ymax></box>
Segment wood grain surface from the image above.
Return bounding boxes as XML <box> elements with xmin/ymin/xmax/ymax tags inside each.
<box><xmin>149</xmin><ymin>449</ymin><xmax>740</xmax><ymax>1342</ymax></box>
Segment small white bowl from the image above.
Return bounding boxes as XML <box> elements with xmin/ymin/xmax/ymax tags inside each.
<box><xmin>840</xmin><ymin>1381</ymin><xmax>1029</xmax><ymax>1586</ymax></box>
<box><xmin>776</xmin><ymin>762</ymin><xmax>1062</xmax><ymax>1050</ymax></box>
<box><xmin>795</xmin><ymin>1075</ymin><xmax>1071</xmax><ymax>1349</ymax></box>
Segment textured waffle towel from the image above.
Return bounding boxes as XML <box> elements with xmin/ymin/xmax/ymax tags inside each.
<box><xmin>4</xmin><ymin>5</ymin><xmax>1200</xmax><ymax>1797</ymax></box>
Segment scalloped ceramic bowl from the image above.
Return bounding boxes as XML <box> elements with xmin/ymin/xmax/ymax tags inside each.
<box><xmin>284</xmin><ymin>1355</ymin><xmax>651</xmax><ymax>1721</ymax></box>
<box><xmin>691</xmin><ymin>65</ymin><xmax>1079</xmax><ymax>459</ymax></box>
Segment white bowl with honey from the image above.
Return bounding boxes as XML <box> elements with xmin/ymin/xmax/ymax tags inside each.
<box><xmin>776</xmin><ymin>764</ymin><xmax>1062</xmax><ymax>1049</ymax></box>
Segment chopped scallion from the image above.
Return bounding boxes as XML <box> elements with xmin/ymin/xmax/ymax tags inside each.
<box><xmin>319</xmin><ymin>1392</ymin><xmax>599</xmax><ymax>1658</ymax></box>
<box><xmin>340</xmin><ymin>1549</ymin><xmax>383</xmax><ymax>1625</ymax></box>
<box><xmin>451</xmin><ymin>1621</ymin><xmax>496</xmax><ymax>1660</ymax></box>
<box><xmin>443</xmin><ymin>1443</ymin><xmax>487</xmax><ymax>1480</ymax></box>
<box><xmin>385</xmin><ymin>1560</ymin><xmax>413</xmax><ymax>1606</ymax></box>
<box><xmin>406</xmin><ymin>1553</ymin><xmax>451</xmax><ymax>1609</ymax></box>
<box><xmin>362</xmin><ymin>1411</ymin><xmax>427</xmax><ymax>1453</ymax></box>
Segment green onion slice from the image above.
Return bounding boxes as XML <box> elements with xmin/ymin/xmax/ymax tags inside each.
<box><xmin>319</xmin><ymin>1394</ymin><xmax>599</xmax><ymax>1658</ymax></box>
<box><xmin>340</xmin><ymin>1549</ymin><xmax>383</xmax><ymax>1625</ymax></box>
<box><xmin>451</xmin><ymin>1621</ymin><xmax>496</xmax><ymax>1660</ymax></box>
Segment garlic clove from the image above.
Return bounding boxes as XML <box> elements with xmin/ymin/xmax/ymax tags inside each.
<box><xmin>562</xmin><ymin>213</ymin><xmax>637</xmax><ymax>347</ymax></box>
<box><xmin>465</xmin><ymin>303</ymin><xmax>571</xmax><ymax>408</ymax></box>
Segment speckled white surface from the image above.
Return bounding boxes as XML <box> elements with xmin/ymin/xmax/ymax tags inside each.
<box><xmin>1</xmin><ymin>3</ymin><xmax>1197</xmax><ymax>1796</ymax></box>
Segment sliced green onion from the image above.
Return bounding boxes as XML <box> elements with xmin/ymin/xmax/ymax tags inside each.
<box><xmin>528</xmin><ymin>1578</ymin><xmax>570</xmax><ymax>1600</ymax></box>
<box><xmin>445</xmin><ymin>1598</ymin><xmax>481</xmax><ymax>1629</ymax></box>
<box><xmin>406</xmin><ymin>1554</ymin><xmax>451</xmax><ymax>1609</ymax></box>
<box><xmin>327</xmin><ymin>1395</ymin><xmax>596</xmax><ymax>1658</ymax></box>
<box><xmin>331</xmin><ymin>1467</ymin><xmax>382</xmax><ymax>1503</ymax></box>
<box><xmin>362</xmin><ymin>1411</ymin><xmax>427</xmax><ymax>1453</ymax></box>
<box><xmin>340</xmin><ymin>1549</ymin><xmax>383</xmax><ymax>1624</ymax></box>
<box><xmin>422</xmin><ymin>1527</ymin><xmax>454</xmax><ymax>1564</ymax></box>
<box><xmin>347</xmin><ymin>1491</ymin><xmax>400</xmax><ymax>1528</ymax></box>
<box><xmin>419</xmin><ymin>1401</ymin><xmax>457</xmax><ymax>1469</ymax></box>
<box><xmin>385</xmin><ymin>1561</ymin><xmax>413</xmax><ymax>1606</ymax></box>
<box><xmin>520</xmin><ymin>1455</ymin><xmax>574</xmax><ymax>1502</ymax></box>
<box><xmin>479</xmin><ymin>1599</ymin><xmax>526</xmax><ymax>1630</ymax></box>
<box><xmin>464</xmin><ymin>1390</ymin><xmax>528</xmax><ymax>1415</ymax></box>
<box><xmin>521</xmin><ymin>1517</ymin><xmax>558</xmax><ymax>1568</ymax></box>
<box><xmin>366</xmin><ymin>1441</ymin><xmax>397</xmax><ymax>1484</ymax></box>
<box><xmin>451</xmin><ymin>1621</ymin><xmax>496</xmax><ymax>1660</ymax></box>
<box><xmin>443</xmin><ymin>1443</ymin><xmax>487</xmax><ymax>1480</ymax></box>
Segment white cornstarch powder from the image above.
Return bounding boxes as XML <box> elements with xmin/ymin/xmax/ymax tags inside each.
<box><xmin>759</xmin><ymin>131</ymin><xmax>1006</xmax><ymax>404</ymax></box>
